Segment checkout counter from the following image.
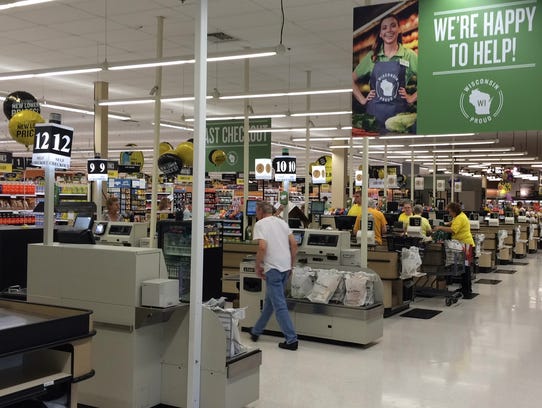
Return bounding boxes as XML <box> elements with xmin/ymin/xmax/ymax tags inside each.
<box><xmin>240</xmin><ymin>228</ymin><xmax>384</xmax><ymax>345</ymax></box>
<box><xmin>26</xmin><ymin>243</ymin><xmax>261</xmax><ymax>408</ymax></box>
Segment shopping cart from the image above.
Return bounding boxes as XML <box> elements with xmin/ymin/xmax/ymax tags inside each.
<box><xmin>414</xmin><ymin>240</ymin><xmax>465</xmax><ymax>306</ymax></box>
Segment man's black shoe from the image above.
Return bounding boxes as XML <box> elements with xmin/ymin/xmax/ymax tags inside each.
<box><xmin>278</xmin><ymin>340</ymin><xmax>298</xmax><ymax>351</ymax></box>
<box><xmin>250</xmin><ymin>332</ymin><xmax>259</xmax><ymax>342</ymax></box>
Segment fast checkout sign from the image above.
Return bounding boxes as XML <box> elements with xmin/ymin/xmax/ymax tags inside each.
<box><xmin>417</xmin><ymin>0</ymin><xmax>541</xmax><ymax>133</ymax></box>
<box><xmin>205</xmin><ymin>118</ymin><xmax>271</xmax><ymax>173</ymax></box>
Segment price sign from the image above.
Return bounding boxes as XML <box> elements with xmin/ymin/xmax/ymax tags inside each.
<box><xmin>32</xmin><ymin>123</ymin><xmax>73</xmax><ymax>170</ymax></box>
<box><xmin>87</xmin><ymin>159</ymin><xmax>108</xmax><ymax>181</ymax></box>
<box><xmin>311</xmin><ymin>165</ymin><xmax>326</xmax><ymax>184</ymax></box>
<box><xmin>255</xmin><ymin>158</ymin><xmax>273</xmax><ymax>180</ymax></box>
<box><xmin>273</xmin><ymin>156</ymin><xmax>296</xmax><ymax>182</ymax></box>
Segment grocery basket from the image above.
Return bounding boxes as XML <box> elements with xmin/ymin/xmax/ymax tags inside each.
<box><xmin>414</xmin><ymin>240</ymin><xmax>465</xmax><ymax>306</ymax></box>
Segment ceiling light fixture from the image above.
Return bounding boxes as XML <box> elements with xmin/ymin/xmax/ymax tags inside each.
<box><xmin>0</xmin><ymin>0</ymin><xmax>57</xmax><ymax>11</ymax></box>
<box><xmin>379</xmin><ymin>133</ymin><xmax>475</xmax><ymax>140</ymax></box>
<box><xmin>0</xmin><ymin>65</ymin><xmax>102</xmax><ymax>81</ymax></box>
<box><xmin>249</xmin><ymin>126</ymin><xmax>339</xmax><ymax>133</ymax></box>
<box><xmin>156</xmin><ymin>121</ymin><xmax>194</xmax><ymax>131</ymax></box>
<box><xmin>290</xmin><ymin>110</ymin><xmax>352</xmax><ymax>117</ymax></box>
<box><xmin>0</xmin><ymin>46</ymin><xmax>282</xmax><ymax>81</ymax></box>
<box><xmin>432</xmin><ymin>147</ymin><xmax>515</xmax><ymax>153</ymax></box>
<box><xmin>40</xmin><ymin>100</ymin><xmax>131</xmax><ymax>121</ymax></box>
<box><xmin>409</xmin><ymin>139</ymin><xmax>498</xmax><ymax>147</ymax></box>
<box><xmin>219</xmin><ymin>88</ymin><xmax>351</xmax><ymax>101</ymax></box>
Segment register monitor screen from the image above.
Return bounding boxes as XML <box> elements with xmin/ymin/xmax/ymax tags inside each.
<box><xmin>310</xmin><ymin>201</ymin><xmax>325</xmax><ymax>215</ymax></box>
<box><xmin>74</xmin><ymin>216</ymin><xmax>93</xmax><ymax>230</ymax></box>
<box><xmin>307</xmin><ymin>233</ymin><xmax>339</xmax><ymax>247</ymax></box>
<box><xmin>246</xmin><ymin>199</ymin><xmax>258</xmax><ymax>216</ymax></box>
<box><xmin>292</xmin><ymin>230</ymin><xmax>305</xmax><ymax>245</ymax></box>
<box><xmin>387</xmin><ymin>201</ymin><xmax>399</xmax><ymax>212</ymax></box>
<box><xmin>288</xmin><ymin>218</ymin><xmax>302</xmax><ymax>229</ymax></box>
<box><xmin>334</xmin><ymin>215</ymin><xmax>357</xmax><ymax>231</ymax></box>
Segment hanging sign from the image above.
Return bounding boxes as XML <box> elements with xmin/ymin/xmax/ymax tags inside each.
<box><xmin>255</xmin><ymin>158</ymin><xmax>273</xmax><ymax>180</ymax></box>
<box><xmin>454</xmin><ymin>181</ymin><xmax>462</xmax><ymax>193</ymax></box>
<box><xmin>311</xmin><ymin>165</ymin><xmax>326</xmax><ymax>184</ymax></box>
<box><xmin>107</xmin><ymin>160</ymin><xmax>119</xmax><ymax>178</ymax></box>
<box><xmin>31</xmin><ymin>123</ymin><xmax>73</xmax><ymax>170</ymax></box>
<box><xmin>387</xmin><ymin>174</ymin><xmax>397</xmax><ymax>187</ymax></box>
<box><xmin>437</xmin><ymin>179</ymin><xmax>446</xmax><ymax>192</ymax></box>
<box><xmin>415</xmin><ymin>177</ymin><xmax>425</xmax><ymax>190</ymax></box>
<box><xmin>273</xmin><ymin>156</ymin><xmax>296</xmax><ymax>182</ymax></box>
<box><xmin>355</xmin><ymin>170</ymin><xmax>363</xmax><ymax>187</ymax></box>
<box><xmin>87</xmin><ymin>159</ymin><xmax>108</xmax><ymax>181</ymax></box>
<box><xmin>0</xmin><ymin>152</ymin><xmax>13</xmax><ymax>173</ymax></box>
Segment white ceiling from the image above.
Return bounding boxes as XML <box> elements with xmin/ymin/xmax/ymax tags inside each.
<box><xmin>0</xmin><ymin>0</ymin><xmax>540</xmax><ymax>175</ymax></box>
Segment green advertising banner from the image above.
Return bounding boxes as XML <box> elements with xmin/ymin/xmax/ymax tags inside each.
<box><xmin>418</xmin><ymin>0</ymin><xmax>541</xmax><ymax>133</ymax></box>
<box><xmin>205</xmin><ymin>119</ymin><xmax>271</xmax><ymax>172</ymax></box>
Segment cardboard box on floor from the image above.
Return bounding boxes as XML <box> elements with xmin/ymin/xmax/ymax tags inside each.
<box><xmin>478</xmin><ymin>251</ymin><xmax>494</xmax><ymax>268</ymax></box>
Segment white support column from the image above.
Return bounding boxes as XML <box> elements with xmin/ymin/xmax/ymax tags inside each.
<box><xmin>383</xmin><ymin>143</ymin><xmax>388</xmax><ymax>207</ymax></box>
<box><xmin>188</xmin><ymin>1</ymin><xmax>207</xmax><ymax>407</ymax></box>
<box><xmin>304</xmin><ymin>71</ymin><xmax>311</xmax><ymax>217</ymax></box>
<box><xmin>410</xmin><ymin>149</ymin><xmax>415</xmax><ymax>202</ymax></box>
<box><xmin>360</xmin><ymin>137</ymin><xmax>369</xmax><ymax>268</ymax></box>
<box><xmin>149</xmin><ymin>16</ymin><xmax>164</xmax><ymax>249</ymax></box>
<box><xmin>432</xmin><ymin>156</ymin><xmax>437</xmax><ymax>208</ymax></box>
<box><xmin>243</xmin><ymin>60</ymin><xmax>250</xmax><ymax>239</ymax></box>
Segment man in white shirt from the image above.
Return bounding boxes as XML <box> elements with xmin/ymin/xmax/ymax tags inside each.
<box><xmin>250</xmin><ymin>201</ymin><xmax>299</xmax><ymax>350</ymax></box>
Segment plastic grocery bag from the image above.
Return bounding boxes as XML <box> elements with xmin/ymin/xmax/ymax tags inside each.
<box><xmin>291</xmin><ymin>266</ymin><xmax>315</xmax><ymax>299</ymax></box>
<box><xmin>401</xmin><ymin>246</ymin><xmax>422</xmax><ymax>278</ymax></box>
<box><xmin>204</xmin><ymin>297</ymin><xmax>247</xmax><ymax>358</ymax></box>
<box><xmin>497</xmin><ymin>230</ymin><xmax>508</xmax><ymax>249</ymax></box>
<box><xmin>343</xmin><ymin>272</ymin><xmax>369</xmax><ymax>307</ymax></box>
<box><xmin>307</xmin><ymin>269</ymin><xmax>341</xmax><ymax>304</ymax></box>
<box><xmin>330</xmin><ymin>271</ymin><xmax>346</xmax><ymax>303</ymax></box>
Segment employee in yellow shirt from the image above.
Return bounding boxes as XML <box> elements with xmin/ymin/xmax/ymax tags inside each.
<box><xmin>353</xmin><ymin>199</ymin><xmax>388</xmax><ymax>245</ymax></box>
<box><xmin>411</xmin><ymin>204</ymin><xmax>432</xmax><ymax>236</ymax></box>
<box><xmin>433</xmin><ymin>202</ymin><xmax>474</xmax><ymax>246</ymax></box>
<box><xmin>433</xmin><ymin>202</ymin><xmax>475</xmax><ymax>297</ymax></box>
<box><xmin>347</xmin><ymin>190</ymin><xmax>362</xmax><ymax>217</ymax></box>
<box><xmin>398</xmin><ymin>200</ymin><xmax>413</xmax><ymax>229</ymax></box>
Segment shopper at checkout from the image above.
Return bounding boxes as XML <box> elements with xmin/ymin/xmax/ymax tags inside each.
<box><xmin>433</xmin><ymin>202</ymin><xmax>475</xmax><ymax>296</ymax></box>
<box><xmin>353</xmin><ymin>198</ymin><xmax>387</xmax><ymax>245</ymax></box>
<box><xmin>411</xmin><ymin>204</ymin><xmax>432</xmax><ymax>236</ymax></box>
<box><xmin>103</xmin><ymin>196</ymin><xmax>122</xmax><ymax>222</ymax></box>
<box><xmin>250</xmin><ymin>201</ymin><xmax>299</xmax><ymax>351</ymax></box>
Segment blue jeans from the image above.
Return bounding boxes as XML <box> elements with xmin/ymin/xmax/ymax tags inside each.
<box><xmin>252</xmin><ymin>268</ymin><xmax>297</xmax><ymax>344</ymax></box>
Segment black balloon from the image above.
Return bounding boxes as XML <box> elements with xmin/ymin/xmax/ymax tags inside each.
<box><xmin>158</xmin><ymin>153</ymin><xmax>183</xmax><ymax>176</ymax></box>
<box><xmin>3</xmin><ymin>91</ymin><xmax>40</xmax><ymax>120</ymax></box>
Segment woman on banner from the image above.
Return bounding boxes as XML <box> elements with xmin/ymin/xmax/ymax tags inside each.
<box><xmin>352</xmin><ymin>14</ymin><xmax>418</xmax><ymax>133</ymax></box>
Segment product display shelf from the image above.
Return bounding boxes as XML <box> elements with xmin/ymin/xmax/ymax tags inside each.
<box><xmin>221</xmin><ymin>218</ymin><xmax>243</xmax><ymax>243</ymax></box>
<box><xmin>0</xmin><ymin>299</ymin><xmax>95</xmax><ymax>407</ymax></box>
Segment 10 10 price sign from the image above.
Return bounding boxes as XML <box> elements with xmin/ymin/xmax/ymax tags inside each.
<box><xmin>273</xmin><ymin>156</ymin><xmax>296</xmax><ymax>182</ymax></box>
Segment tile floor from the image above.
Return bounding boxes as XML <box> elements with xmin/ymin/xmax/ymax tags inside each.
<box><xmin>244</xmin><ymin>252</ymin><xmax>542</xmax><ymax>408</ymax></box>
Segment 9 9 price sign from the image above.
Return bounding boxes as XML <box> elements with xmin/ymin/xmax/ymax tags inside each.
<box><xmin>87</xmin><ymin>159</ymin><xmax>108</xmax><ymax>181</ymax></box>
<box><xmin>32</xmin><ymin>123</ymin><xmax>74</xmax><ymax>170</ymax></box>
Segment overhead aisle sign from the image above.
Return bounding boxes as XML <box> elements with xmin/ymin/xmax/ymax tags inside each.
<box><xmin>418</xmin><ymin>0</ymin><xmax>541</xmax><ymax>133</ymax></box>
<box><xmin>32</xmin><ymin>123</ymin><xmax>73</xmax><ymax>169</ymax></box>
<box><xmin>353</xmin><ymin>0</ymin><xmax>542</xmax><ymax>135</ymax></box>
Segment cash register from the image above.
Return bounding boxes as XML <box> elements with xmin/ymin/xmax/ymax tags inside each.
<box><xmin>93</xmin><ymin>221</ymin><xmax>149</xmax><ymax>246</ymax></box>
<box><xmin>406</xmin><ymin>216</ymin><xmax>424</xmax><ymax>237</ymax></box>
<box><xmin>295</xmin><ymin>229</ymin><xmax>350</xmax><ymax>266</ymax></box>
<box><xmin>469</xmin><ymin>212</ymin><xmax>480</xmax><ymax>230</ymax></box>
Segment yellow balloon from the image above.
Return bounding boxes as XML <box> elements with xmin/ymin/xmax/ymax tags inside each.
<box><xmin>174</xmin><ymin>141</ymin><xmax>194</xmax><ymax>166</ymax></box>
<box><xmin>210</xmin><ymin>149</ymin><xmax>226</xmax><ymax>166</ymax></box>
<box><xmin>8</xmin><ymin>110</ymin><xmax>45</xmax><ymax>148</ymax></box>
<box><xmin>159</xmin><ymin>142</ymin><xmax>174</xmax><ymax>156</ymax></box>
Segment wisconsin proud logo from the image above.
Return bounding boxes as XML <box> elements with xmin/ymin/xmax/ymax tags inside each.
<box><xmin>459</xmin><ymin>78</ymin><xmax>504</xmax><ymax>125</ymax></box>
